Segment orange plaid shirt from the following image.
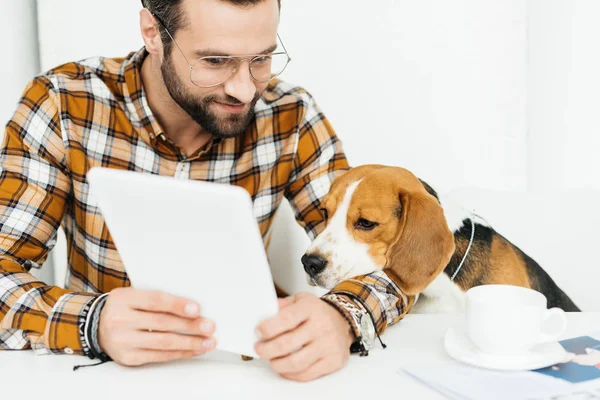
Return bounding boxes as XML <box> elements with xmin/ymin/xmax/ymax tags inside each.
<box><xmin>0</xmin><ymin>48</ymin><xmax>411</xmax><ymax>355</ymax></box>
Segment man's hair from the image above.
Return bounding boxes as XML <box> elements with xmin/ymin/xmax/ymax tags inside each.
<box><xmin>141</xmin><ymin>0</ymin><xmax>281</xmax><ymax>55</ymax></box>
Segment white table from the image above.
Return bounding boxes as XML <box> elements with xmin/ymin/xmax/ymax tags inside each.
<box><xmin>2</xmin><ymin>313</ymin><xmax>599</xmax><ymax>400</ymax></box>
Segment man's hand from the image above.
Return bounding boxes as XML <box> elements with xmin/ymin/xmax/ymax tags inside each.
<box><xmin>98</xmin><ymin>287</ymin><xmax>216</xmax><ymax>366</ymax></box>
<box><xmin>254</xmin><ymin>292</ymin><xmax>354</xmax><ymax>382</ymax></box>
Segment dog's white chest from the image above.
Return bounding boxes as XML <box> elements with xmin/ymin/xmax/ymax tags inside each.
<box><xmin>412</xmin><ymin>273</ymin><xmax>466</xmax><ymax>313</ymax></box>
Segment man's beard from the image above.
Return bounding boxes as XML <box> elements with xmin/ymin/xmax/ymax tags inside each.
<box><xmin>161</xmin><ymin>52</ymin><xmax>261</xmax><ymax>139</ymax></box>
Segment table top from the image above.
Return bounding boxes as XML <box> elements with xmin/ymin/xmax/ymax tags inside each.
<box><xmin>2</xmin><ymin>313</ymin><xmax>600</xmax><ymax>400</ymax></box>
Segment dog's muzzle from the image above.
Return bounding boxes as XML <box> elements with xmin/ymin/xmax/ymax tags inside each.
<box><xmin>301</xmin><ymin>254</ymin><xmax>327</xmax><ymax>277</ymax></box>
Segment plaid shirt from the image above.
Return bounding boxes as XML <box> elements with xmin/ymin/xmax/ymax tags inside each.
<box><xmin>0</xmin><ymin>48</ymin><xmax>412</xmax><ymax>355</ymax></box>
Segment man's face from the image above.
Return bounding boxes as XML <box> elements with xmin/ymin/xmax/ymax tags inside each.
<box><xmin>161</xmin><ymin>0</ymin><xmax>279</xmax><ymax>139</ymax></box>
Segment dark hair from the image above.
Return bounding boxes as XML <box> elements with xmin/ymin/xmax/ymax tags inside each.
<box><xmin>141</xmin><ymin>0</ymin><xmax>281</xmax><ymax>55</ymax></box>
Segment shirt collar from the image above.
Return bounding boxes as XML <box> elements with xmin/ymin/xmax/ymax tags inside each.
<box><xmin>121</xmin><ymin>47</ymin><xmax>165</xmax><ymax>145</ymax></box>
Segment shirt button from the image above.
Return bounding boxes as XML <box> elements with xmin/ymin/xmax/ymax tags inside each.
<box><xmin>64</xmin><ymin>347</ymin><xmax>74</xmax><ymax>355</ymax></box>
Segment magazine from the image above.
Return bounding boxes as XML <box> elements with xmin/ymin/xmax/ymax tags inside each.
<box><xmin>401</xmin><ymin>331</ymin><xmax>600</xmax><ymax>400</ymax></box>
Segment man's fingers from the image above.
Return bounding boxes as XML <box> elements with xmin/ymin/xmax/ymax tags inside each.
<box><xmin>136</xmin><ymin>331</ymin><xmax>217</xmax><ymax>352</ymax></box>
<box><xmin>255</xmin><ymin>320</ymin><xmax>316</xmax><ymax>360</ymax></box>
<box><xmin>268</xmin><ymin>340</ymin><xmax>323</xmax><ymax>375</ymax></box>
<box><xmin>257</xmin><ymin>295</ymin><xmax>313</xmax><ymax>340</ymax></box>
<box><xmin>280</xmin><ymin>357</ymin><xmax>330</xmax><ymax>382</ymax></box>
<box><xmin>124</xmin><ymin>289</ymin><xmax>201</xmax><ymax>318</ymax></box>
<box><xmin>135</xmin><ymin>311</ymin><xmax>215</xmax><ymax>336</ymax></box>
<box><xmin>120</xmin><ymin>350</ymin><xmax>199</xmax><ymax>366</ymax></box>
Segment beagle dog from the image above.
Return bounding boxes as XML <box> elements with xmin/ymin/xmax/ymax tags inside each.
<box><xmin>302</xmin><ymin>165</ymin><xmax>579</xmax><ymax>313</ymax></box>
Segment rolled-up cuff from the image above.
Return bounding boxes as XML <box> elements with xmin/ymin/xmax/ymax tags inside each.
<box><xmin>327</xmin><ymin>270</ymin><xmax>415</xmax><ymax>335</ymax></box>
<box><xmin>45</xmin><ymin>292</ymin><xmax>100</xmax><ymax>355</ymax></box>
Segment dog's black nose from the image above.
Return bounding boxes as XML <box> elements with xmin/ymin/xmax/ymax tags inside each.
<box><xmin>301</xmin><ymin>254</ymin><xmax>327</xmax><ymax>277</ymax></box>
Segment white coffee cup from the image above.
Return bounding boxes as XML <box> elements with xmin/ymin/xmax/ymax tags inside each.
<box><xmin>465</xmin><ymin>284</ymin><xmax>567</xmax><ymax>355</ymax></box>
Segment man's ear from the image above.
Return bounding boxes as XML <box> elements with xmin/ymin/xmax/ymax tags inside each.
<box><xmin>139</xmin><ymin>8</ymin><xmax>163</xmax><ymax>56</ymax></box>
<box><xmin>384</xmin><ymin>190</ymin><xmax>455</xmax><ymax>295</ymax></box>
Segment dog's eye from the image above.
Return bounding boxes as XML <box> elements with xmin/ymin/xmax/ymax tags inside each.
<box><xmin>355</xmin><ymin>218</ymin><xmax>379</xmax><ymax>231</ymax></box>
<box><xmin>320</xmin><ymin>208</ymin><xmax>329</xmax><ymax>221</ymax></box>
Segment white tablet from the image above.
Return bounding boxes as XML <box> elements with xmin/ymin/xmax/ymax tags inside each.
<box><xmin>87</xmin><ymin>167</ymin><xmax>279</xmax><ymax>358</ymax></box>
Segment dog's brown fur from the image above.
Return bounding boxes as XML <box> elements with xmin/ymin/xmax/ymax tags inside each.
<box><xmin>313</xmin><ymin>165</ymin><xmax>579</xmax><ymax>311</ymax></box>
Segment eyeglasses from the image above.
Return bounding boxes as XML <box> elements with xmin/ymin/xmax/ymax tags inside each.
<box><xmin>151</xmin><ymin>13</ymin><xmax>292</xmax><ymax>88</ymax></box>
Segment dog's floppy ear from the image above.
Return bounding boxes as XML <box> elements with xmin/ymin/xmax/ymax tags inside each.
<box><xmin>385</xmin><ymin>189</ymin><xmax>455</xmax><ymax>295</ymax></box>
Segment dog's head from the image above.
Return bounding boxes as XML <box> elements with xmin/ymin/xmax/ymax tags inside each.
<box><xmin>302</xmin><ymin>165</ymin><xmax>455</xmax><ymax>295</ymax></box>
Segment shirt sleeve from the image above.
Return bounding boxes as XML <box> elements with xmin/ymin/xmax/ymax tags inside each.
<box><xmin>284</xmin><ymin>92</ymin><xmax>414</xmax><ymax>338</ymax></box>
<box><xmin>323</xmin><ymin>271</ymin><xmax>416</xmax><ymax>337</ymax></box>
<box><xmin>0</xmin><ymin>77</ymin><xmax>99</xmax><ymax>355</ymax></box>
<box><xmin>283</xmin><ymin>91</ymin><xmax>350</xmax><ymax>240</ymax></box>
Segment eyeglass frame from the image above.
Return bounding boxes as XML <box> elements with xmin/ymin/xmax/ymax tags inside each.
<box><xmin>149</xmin><ymin>12</ymin><xmax>292</xmax><ymax>88</ymax></box>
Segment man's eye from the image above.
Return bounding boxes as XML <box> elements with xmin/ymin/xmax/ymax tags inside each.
<box><xmin>354</xmin><ymin>218</ymin><xmax>379</xmax><ymax>231</ymax></box>
<box><xmin>253</xmin><ymin>55</ymin><xmax>271</xmax><ymax>64</ymax></box>
<box><xmin>203</xmin><ymin>57</ymin><xmax>229</xmax><ymax>66</ymax></box>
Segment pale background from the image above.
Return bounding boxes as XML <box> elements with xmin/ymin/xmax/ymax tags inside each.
<box><xmin>1</xmin><ymin>0</ymin><xmax>599</xmax><ymax>310</ymax></box>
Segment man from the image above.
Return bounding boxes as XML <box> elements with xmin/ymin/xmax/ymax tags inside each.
<box><xmin>0</xmin><ymin>0</ymin><xmax>413</xmax><ymax>381</ymax></box>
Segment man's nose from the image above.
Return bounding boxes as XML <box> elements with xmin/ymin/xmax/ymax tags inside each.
<box><xmin>223</xmin><ymin>61</ymin><xmax>256</xmax><ymax>104</ymax></box>
<box><xmin>301</xmin><ymin>254</ymin><xmax>328</xmax><ymax>277</ymax></box>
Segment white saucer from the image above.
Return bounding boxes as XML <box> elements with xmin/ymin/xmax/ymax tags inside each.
<box><xmin>444</xmin><ymin>326</ymin><xmax>569</xmax><ymax>371</ymax></box>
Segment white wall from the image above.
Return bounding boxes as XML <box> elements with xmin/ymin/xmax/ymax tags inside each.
<box><xmin>279</xmin><ymin>0</ymin><xmax>528</xmax><ymax>193</ymax></box>
<box><xmin>36</xmin><ymin>1</ymin><xmax>143</xmax><ymax>71</ymax></box>
<box><xmin>528</xmin><ymin>0</ymin><xmax>600</xmax><ymax>192</ymax></box>
<box><xmin>0</xmin><ymin>0</ymin><xmax>40</xmax><ymax>130</ymax></box>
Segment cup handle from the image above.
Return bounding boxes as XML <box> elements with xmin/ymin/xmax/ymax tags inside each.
<box><xmin>539</xmin><ymin>307</ymin><xmax>567</xmax><ymax>343</ymax></box>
